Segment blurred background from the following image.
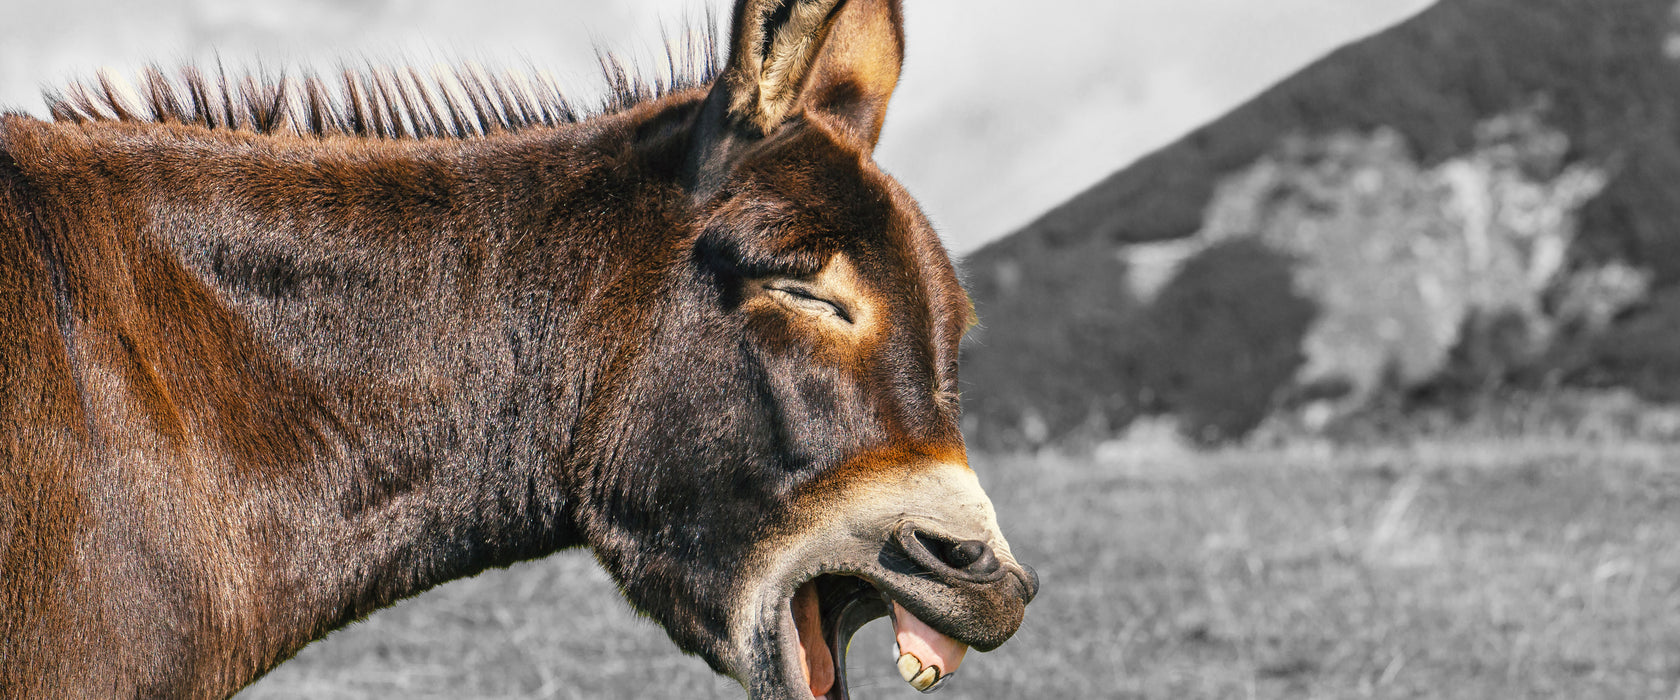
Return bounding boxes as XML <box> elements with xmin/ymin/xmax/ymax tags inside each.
<box><xmin>11</xmin><ymin>0</ymin><xmax>1680</xmax><ymax>698</ymax></box>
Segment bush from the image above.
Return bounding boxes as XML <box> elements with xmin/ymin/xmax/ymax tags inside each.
<box><xmin>1141</xmin><ymin>239</ymin><xmax>1316</xmax><ymax>444</ymax></box>
<box><xmin>1585</xmin><ymin>287</ymin><xmax>1680</xmax><ymax>402</ymax></box>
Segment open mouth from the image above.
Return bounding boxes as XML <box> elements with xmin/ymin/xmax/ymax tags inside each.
<box><xmin>789</xmin><ymin>574</ymin><xmax>969</xmax><ymax>699</ymax></box>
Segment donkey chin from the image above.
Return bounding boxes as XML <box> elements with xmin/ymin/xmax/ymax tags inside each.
<box><xmin>731</xmin><ymin>462</ymin><xmax>1039</xmax><ymax>699</ymax></box>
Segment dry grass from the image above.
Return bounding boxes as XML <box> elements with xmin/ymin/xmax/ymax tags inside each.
<box><xmin>242</xmin><ymin>436</ymin><xmax>1680</xmax><ymax>699</ymax></box>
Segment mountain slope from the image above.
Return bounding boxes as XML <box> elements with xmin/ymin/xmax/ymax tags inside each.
<box><xmin>960</xmin><ymin>0</ymin><xmax>1680</xmax><ymax>447</ymax></box>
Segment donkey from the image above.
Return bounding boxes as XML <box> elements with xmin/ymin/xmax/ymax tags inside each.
<box><xmin>0</xmin><ymin>0</ymin><xmax>1037</xmax><ymax>697</ymax></box>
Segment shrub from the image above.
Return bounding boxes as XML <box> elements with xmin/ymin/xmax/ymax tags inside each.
<box><xmin>1141</xmin><ymin>239</ymin><xmax>1316</xmax><ymax>445</ymax></box>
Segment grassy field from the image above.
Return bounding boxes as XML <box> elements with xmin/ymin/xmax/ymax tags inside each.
<box><xmin>241</xmin><ymin>434</ymin><xmax>1680</xmax><ymax>699</ymax></box>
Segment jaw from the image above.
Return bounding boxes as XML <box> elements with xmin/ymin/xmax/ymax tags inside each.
<box><xmin>731</xmin><ymin>462</ymin><xmax>1033</xmax><ymax>699</ymax></box>
<box><xmin>753</xmin><ymin>566</ymin><xmax>1029</xmax><ymax>699</ymax></box>
<box><xmin>754</xmin><ymin>574</ymin><xmax>949</xmax><ymax>700</ymax></box>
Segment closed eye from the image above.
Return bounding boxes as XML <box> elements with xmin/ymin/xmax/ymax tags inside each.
<box><xmin>765</xmin><ymin>283</ymin><xmax>854</xmax><ymax>324</ymax></box>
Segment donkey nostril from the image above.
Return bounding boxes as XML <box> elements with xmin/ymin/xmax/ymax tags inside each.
<box><xmin>942</xmin><ymin>539</ymin><xmax>1000</xmax><ymax>575</ymax></box>
<box><xmin>945</xmin><ymin>540</ymin><xmax>985</xmax><ymax>568</ymax></box>
<box><xmin>896</xmin><ymin>523</ymin><xmax>1007</xmax><ymax>580</ymax></box>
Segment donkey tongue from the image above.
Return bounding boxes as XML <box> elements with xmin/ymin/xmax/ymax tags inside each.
<box><xmin>792</xmin><ymin>581</ymin><xmax>835</xmax><ymax>698</ymax></box>
<box><xmin>890</xmin><ymin>602</ymin><xmax>968</xmax><ymax>692</ymax></box>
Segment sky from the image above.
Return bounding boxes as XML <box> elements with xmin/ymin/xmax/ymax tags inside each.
<box><xmin>0</xmin><ymin>0</ymin><xmax>1435</xmax><ymax>253</ymax></box>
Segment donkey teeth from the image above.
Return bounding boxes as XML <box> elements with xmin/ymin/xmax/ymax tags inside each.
<box><xmin>924</xmin><ymin>671</ymin><xmax>955</xmax><ymax>693</ymax></box>
<box><xmin>909</xmin><ymin>665</ymin><xmax>941</xmax><ymax>692</ymax></box>
<box><xmin>896</xmin><ymin>652</ymin><xmax>922</xmax><ymax>683</ymax></box>
<box><xmin>897</xmin><ymin>652</ymin><xmax>946</xmax><ymax>693</ymax></box>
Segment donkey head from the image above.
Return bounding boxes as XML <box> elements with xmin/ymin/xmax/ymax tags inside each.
<box><xmin>570</xmin><ymin>1</ymin><xmax>1036</xmax><ymax>697</ymax></box>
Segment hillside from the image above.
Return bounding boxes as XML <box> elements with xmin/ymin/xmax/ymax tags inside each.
<box><xmin>960</xmin><ymin>0</ymin><xmax>1680</xmax><ymax>447</ymax></box>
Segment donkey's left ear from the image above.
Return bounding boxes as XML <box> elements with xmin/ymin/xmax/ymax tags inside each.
<box><xmin>798</xmin><ymin>0</ymin><xmax>904</xmax><ymax>149</ymax></box>
<box><xmin>690</xmin><ymin>0</ymin><xmax>904</xmax><ymax>187</ymax></box>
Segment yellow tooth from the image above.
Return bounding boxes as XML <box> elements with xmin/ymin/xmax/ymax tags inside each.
<box><xmin>896</xmin><ymin>652</ymin><xmax>922</xmax><ymax>683</ymax></box>
<box><xmin>909</xmin><ymin>665</ymin><xmax>940</xmax><ymax>692</ymax></box>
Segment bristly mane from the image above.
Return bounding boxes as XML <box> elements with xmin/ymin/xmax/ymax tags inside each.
<box><xmin>42</xmin><ymin>18</ymin><xmax>719</xmax><ymax>140</ymax></box>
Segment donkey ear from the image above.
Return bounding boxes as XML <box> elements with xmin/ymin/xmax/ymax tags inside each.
<box><xmin>715</xmin><ymin>0</ymin><xmax>847</xmax><ymax>136</ymax></box>
<box><xmin>800</xmin><ymin>0</ymin><xmax>904</xmax><ymax>149</ymax></box>
<box><xmin>689</xmin><ymin>0</ymin><xmax>904</xmax><ymax>188</ymax></box>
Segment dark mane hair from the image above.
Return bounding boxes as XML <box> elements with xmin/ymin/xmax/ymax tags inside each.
<box><xmin>42</xmin><ymin>20</ymin><xmax>719</xmax><ymax>140</ymax></box>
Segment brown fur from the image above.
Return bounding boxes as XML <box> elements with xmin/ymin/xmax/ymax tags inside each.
<box><xmin>45</xmin><ymin>24</ymin><xmax>718</xmax><ymax>141</ymax></box>
<box><xmin>0</xmin><ymin>2</ymin><xmax>1031</xmax><ymax>698</ymax></box>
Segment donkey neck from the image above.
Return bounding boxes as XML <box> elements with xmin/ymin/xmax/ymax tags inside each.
<box><xmin>12</xmin><ymin>112</ymin><xmax>692</xmax><ymax>683</ymax></box>
<box><xmin>189</xmin><ymin>128</ymin><xmax>681</xmax><ymax>585</ymax></box>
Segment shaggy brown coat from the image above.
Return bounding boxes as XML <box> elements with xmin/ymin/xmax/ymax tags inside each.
<box><xmin>0</xmin><ymin>1</ymin><xmax>1035</xmax><ymax>697</ymax></box>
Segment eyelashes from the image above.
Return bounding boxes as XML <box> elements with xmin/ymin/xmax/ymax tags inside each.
<box><xmin>764</xmin><ymin>282</ymin><xmax>854</xmax><ymax>324</ymax></box>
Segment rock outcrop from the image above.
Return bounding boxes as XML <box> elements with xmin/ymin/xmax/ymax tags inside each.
<box><xmin>962</xmin><ymin>0</ymin><xmax>1680</xmax><ymax>447</ymax></box>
